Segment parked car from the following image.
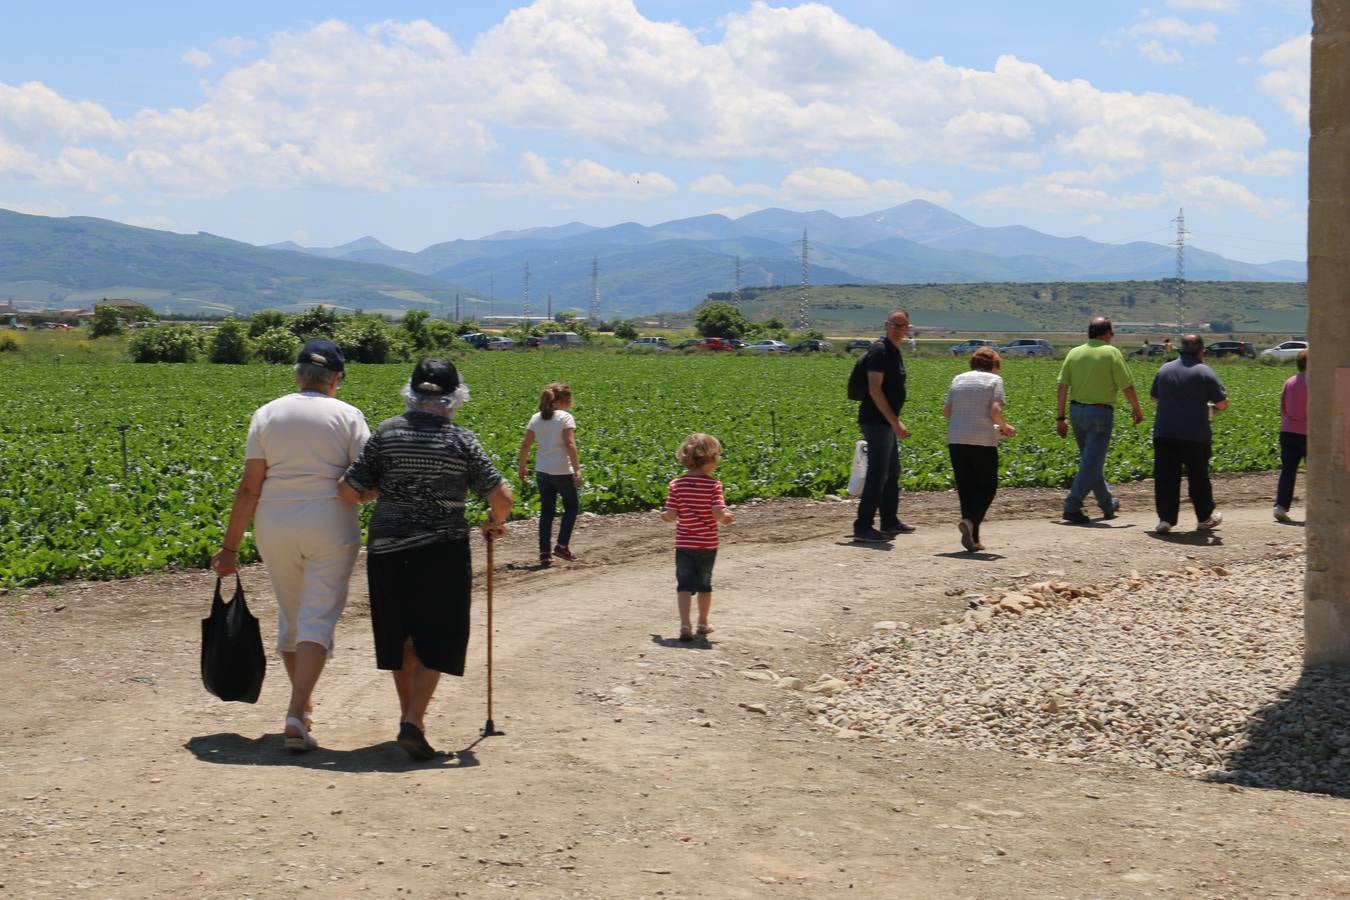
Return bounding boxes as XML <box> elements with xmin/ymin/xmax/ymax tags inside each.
<box><xmin>998</xmin><ymin>338</ymin><xmax>1055</xmax><ymax>358</ymax></box>
<box><xmin>9</xmin><ymin>322</ymin><xmax>28</xmax><ymax>330</ymax></box>
<box><xmin>521</xmin><ymin>335</ymin><xmax>543</xmax><ymax>349</ymax></box>
<box><xmin>844</xmin><ymin>338</ymin><xmax>874</xmax><ymax>352</ymax></box>
<box><xmin>37</xmin><ymin>322</ymin><xmax>70</xmax><ymax>330</ymax></box>
<box><xmin>1207</xmin><ymin>340</ymin><xmax>1256</xmax><ymax>359</ymax></box>
<box><xmin>790</xmin><ymin>339</ymin><xmax>832</xmax><ymax>352</ymax></box>
<box><xmin>1260</xmin><ymin>340</ymin><xmax>1308</xmax><ymax>361</ymax></box>
<box><xmin>460</xmin><ymin>332</ymin><xmax>491</xmax><ymax>349</ymax></box>
<box><xmin>748</xmin><ymin>340</ymin><xmax>790</xmax><ymax>354</ymax></box>
<box><xmin>624</xmin><ymin>336</ymin><xmax>670</xmax><ymax>350</ymax></box>
<box><xmin>484</xmin><ymin>336</ymin><xmax>516</xmax><ymax>351</ymax></box>
<box><xmin>949</xmin><ymin>339</ymin><xmax>998</xmax><ymax>356</ymax></box>
<box><xmin>543</xmin><ymin>331</ymin><xmax>582</xmax><ymax>348</ymax></box>
<box><xmin>675</xmin><ymin>337</ymin><xmax>734</xmax><ymax>351</ymax></box>
<box><xmin>729</xmin><ymin>339</ymin><xmax>748</xmax><ymax>350</ymax></box>
<box><xmin>1129</xmin><ymin>343</ymin><xmax>1167</xmax><ymax>358</ymax></box>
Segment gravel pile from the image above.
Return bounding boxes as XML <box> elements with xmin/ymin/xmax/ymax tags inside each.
<box><xmin>816</xmin><ymin>554</ymin><xmax>1350</xmax><ymax>793</ymax></box>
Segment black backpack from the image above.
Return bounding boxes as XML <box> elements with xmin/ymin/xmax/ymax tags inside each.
<box><xmin>847</xmin><ymin>343</ymin><xmax>878</xmax><ymax>401</ymax></box>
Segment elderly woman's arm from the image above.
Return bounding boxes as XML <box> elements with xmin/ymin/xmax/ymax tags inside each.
<box><xmin>337</xmin><ymin>478</ymin><xmax>379</xmax><ymax>503</ymax></box>
<box><xmin>212</xmin><ymin>458</ymin><xmax>267</xmax><ymax>576</ymax></box>
<box><xmin>481</xmin><ymin>482</ymin><xmax>514</xmax><ymax>540</ymax></box>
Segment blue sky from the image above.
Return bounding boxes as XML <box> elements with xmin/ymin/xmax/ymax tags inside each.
<box><xmin>0</xmin><ymin>1</ymin><xmax>1311</xmax><ymax>263</ymax></box>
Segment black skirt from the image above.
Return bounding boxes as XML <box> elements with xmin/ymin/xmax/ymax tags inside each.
<box><xmin>367</xmin><ymin>538</ymin><xmax>472</xmax><ymax>676</ymax></box>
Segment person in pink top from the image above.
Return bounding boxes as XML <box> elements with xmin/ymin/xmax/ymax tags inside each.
<box><xmin>661</xmin><ymin>433</ymin><xmax>735</xmax><ymax>642</ymax></box>
<box><xmin>1274</xmin><ymin>349</ymin><xmax>1309</xmax><ymax>521</ymax></box>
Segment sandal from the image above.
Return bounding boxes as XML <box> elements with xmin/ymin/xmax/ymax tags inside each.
<box><xmin>696</xmin><ymin>624</ymin><xmax>714</xmax><ymax>635</ymax></box>
<box><xmin>397</xmin><ymin>721</ymin><xmax>437</xmax><ymax>761</ymax></box>
<box><xmin>283</xmin><ymin>715</ymin><xmax>318</xmax><ymax>753</ymax></box>
<box><xmin>678</xmin><ymin>626</ymin><xmax>694</xmax><ymax>642</ymax></box>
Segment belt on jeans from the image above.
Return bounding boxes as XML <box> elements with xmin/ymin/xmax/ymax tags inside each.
<box><xmin>1071</xmin><ymin>401</ymin><xmax>1113</xmax><ymax>409</ymax></box>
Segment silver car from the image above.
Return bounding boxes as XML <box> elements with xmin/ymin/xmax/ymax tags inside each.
<box><xmin>748</xmin><ymin>340</ymin><xmax>789</xmax><ymax>354</ymax></box>
<box><xmin>998</xmin><ymin>339</ymin><xmax>1055</xmax><ymax>358</ymax></box>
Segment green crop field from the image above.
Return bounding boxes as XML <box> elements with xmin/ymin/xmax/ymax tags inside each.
<box><xmin>0</xmin><ymin>354</ymin><xmax>1290</xmax><ymax>587</ymax></box>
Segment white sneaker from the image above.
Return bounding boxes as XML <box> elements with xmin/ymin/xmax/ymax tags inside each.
<box><xmin>1197</xmin><ymin>511</ymin><xmax>1223</xmax><ymax>530</ymax></box>
<box><xmin>1154</xmin><ymin>520</ymin><xmax>1172</xmax><ymax>533</ymax></box>
<box><xmin>1273</xmin><ymin>505</ymin><xmax>1290</xmax><ymax>522</ymax></box>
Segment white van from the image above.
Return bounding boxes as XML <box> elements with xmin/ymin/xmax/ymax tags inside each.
<box><xmin>543</xmin><ymin>332</ymin><xmax>582</xmax><ymax>347</ymax></box>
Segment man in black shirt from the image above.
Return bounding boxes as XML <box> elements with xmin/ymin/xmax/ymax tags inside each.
<box><xmin>854</xmin><ymin>310</ymin><xmax>915</xmax><ymax>542</ymax></box>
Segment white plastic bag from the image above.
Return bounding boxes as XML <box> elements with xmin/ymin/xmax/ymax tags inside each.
<box><xmin>847</xmin><ymin>440</ymin><xmax>868</xmax><ymax>497</ymax></box>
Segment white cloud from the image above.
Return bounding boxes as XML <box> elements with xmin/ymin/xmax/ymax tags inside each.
<box><xmin>1242</xmin><ymin>149</ymin><xmax>1303</xmax><ymax>177</ymax></box>
<box><xmin>1165</xmin><ymin>174</ymin><xmax>1290</xmax><ymax>217</ymax></box>
<box><xmin>0</xmin><ymin>1</ymin><xmax>1285</xmax><ymax>199</ymax></box>
<box><xmin>692</xmin><ymin>167</ymin><xmax>951</xmax><ymax>207</ymax></box>
<box><xmin>507</xmin><ymin>152</ymin><xmax>676</xmax><ymax>198</ymax></box>
<box><xmin>1166</xmin><ymin>0</ymin><xmax>1238</xmax><ymax>10</ymax></box>
<box><xmin>1128</xmin><ymin>17</ymin><xmax>1219</xmax><ymax>43</ymax></box>
<box><xmin>1138</xmin><ymin>41</ymin><xmax>1183</xmax><ymax>64</ymax></box>
<box><xmin>1258</xmin><ymin>35</ymin><xmax>1310</xmax><ymax>126</ymax></box>
<box><xmin>972</xmin><ymin>172</ymin><xmax>1164</xmax><ymax>213</ymax></box>
<box><xmin>213</xmin><ymin>36</ymin><xmax>261</xmax><ymax>57</ymax></box>
<box><xmin>181</xmin><ymin>48</ymin><xmax>214</xmax><ymax>69</ymax></box>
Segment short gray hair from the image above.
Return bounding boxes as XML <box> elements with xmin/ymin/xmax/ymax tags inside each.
<box><xmin>295</xmin><ymin>362</ymin><xmax>340</xmax><ymax>392</ymax></box>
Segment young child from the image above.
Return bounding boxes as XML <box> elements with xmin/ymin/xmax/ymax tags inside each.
<box><xmin>517</xmin><ymin>382</ymin><xmax>582</xmax><ymax>567</ymax></box>
<box><xmin>661</xmin><ymin>433</ymin><xmax>735</xmax><ymax>641</ymax></box>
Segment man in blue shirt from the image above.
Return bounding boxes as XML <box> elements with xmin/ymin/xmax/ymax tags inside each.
<box><xmin>1149</xmin><ymin>334</ymin><xmax>1228</xmax><ymax>533</ymax></box>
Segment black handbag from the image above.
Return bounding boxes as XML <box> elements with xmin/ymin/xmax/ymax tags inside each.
<box><xmin>200</xmin><ymin>575</ymin><xmax>267</xmax><ymax>703</ymax></box>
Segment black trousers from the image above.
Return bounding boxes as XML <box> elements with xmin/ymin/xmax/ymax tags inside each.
<box><xmin>1153</xmin><ymin>437</ymin><xmax>1215</xmax><ymax>525</ymax></box>
<box><xmin>948</xmin><ymin>444</ymin><xmax>999</xmax><ymax>539</ymax></box>
<box><xmin>1275</xmin><ymin>431</ymin><xmax>1306</xmax><ymax>510</ymax></box>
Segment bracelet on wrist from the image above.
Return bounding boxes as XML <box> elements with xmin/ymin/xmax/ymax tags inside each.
<box><xmin>1056</xmin><ymin>416</ymin><xmax>1066</xmax><ymax>422</ymax></box>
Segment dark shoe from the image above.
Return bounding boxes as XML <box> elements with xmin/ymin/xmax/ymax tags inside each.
<box><xmin>1101</xmin><ymin>497</ymin><xmax>1121</xmax><ymax>519</ymax></box>
<box><xmin>1062</xmin><ymin>509</ymin><xmax>1091</xmax><ymax>524</ymax></box>
<box><xmin>958</xmin><ymin>519</ymin><xmax>975</xmax><ymax>552</ymax></box>
<box><xmin>678</xmin><ymin>626</ymin><xmax>695</xmax><ymax>642</ymax></box>
<box><xmin>397</xmin><ymin>722</ymin><xmax>437</xmax><ymax>761</ymax></box>
<box><xmin>552</xmin><ymin>544</ymin><xmax>577</xmax><ymax>562</ymax></box>
<box><xmin>880</xmin><ymin>522</ymin><xmax>917</xmax><ymax>535</ymax></box>
<box><xmin>538</xmin><ymin>553</ymin><xmax>552</xmax><ymax>568</ymax></box>
<box><xmin>852</xmin><ymin>528</ymin><xmax>894</xmax><ymax>543</ymax></box>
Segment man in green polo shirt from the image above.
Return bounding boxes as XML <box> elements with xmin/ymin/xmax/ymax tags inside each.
<box><xmin>1055</xmin><ymin>316</ymin><xmax>1144</xmax><ymax>524</ymax></box>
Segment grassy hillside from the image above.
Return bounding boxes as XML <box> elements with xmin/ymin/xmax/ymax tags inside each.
<box><xmin>0</xmin><ymin>209</ymin><xmax>461</xmax><ymax>315</ymax></box>
<box><xmin>706</xmin><ymin>281</ymin><xmax>1307</xmax><ymax>335</ymax></box>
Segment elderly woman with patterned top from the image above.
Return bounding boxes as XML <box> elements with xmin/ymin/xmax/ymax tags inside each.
<box><xmin>942</xmin><ymin>347</ymin><xmax>1016</xmax><ymax>553</ymax></box>
<box><xmin>339</xmin><ymin>358</ymin><xmax>513</xmax><ymax>761</ymax></box>
<box><xmin>212</xmin><ymin>339</ymin><xmax>371</xmax><ymax>753</ymax></box>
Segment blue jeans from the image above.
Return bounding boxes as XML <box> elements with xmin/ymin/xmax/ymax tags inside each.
<box><xmin>536</xmin><ymin>472</ymin><xmax>579</xmax><ymax>556</ymax></box>
<box><xmin>1064</xmin><ymin>404</ymin><xmax>1115</xmax><ymax>516</ymax></box>
<box><xmin>855</xmin><ymin>421</ymin><xmax>900</xmax><ymax>534</ymax></box>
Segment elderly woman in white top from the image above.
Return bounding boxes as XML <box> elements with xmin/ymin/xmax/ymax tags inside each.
<box><xmin>943</xmin><ymin>346</ymin><xmax>1016</xmax><ymax>552</ymax></box>
<box><xmin>212</xmin><ymin>339</ymin><xmax>371</xmax><ymax>753</ymax></box>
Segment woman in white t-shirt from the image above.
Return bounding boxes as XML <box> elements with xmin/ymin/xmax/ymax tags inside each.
<box><xmin>942</xmin><ymin>347</ymin><xmax>1016</xmax><ymax>554</ymax></box>
<box><xmin>211</xmin><ymin>339</ymin><xmax>370</xmax><ymax>753</ymax></box>
<box><xmin>516</xmin><ymin>382</ymin><xmax>582</xmax><ymax>567</ymax></box>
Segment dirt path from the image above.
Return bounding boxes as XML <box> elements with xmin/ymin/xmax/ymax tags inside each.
<box><xmin>3</xmin><ymin>473</ymin><xmax>1346</xmax><ymax>898</ymax></box>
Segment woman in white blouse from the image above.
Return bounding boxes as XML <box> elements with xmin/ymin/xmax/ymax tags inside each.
<box><xmin>943</xmin><ymin>347</ymin><xmax>1016</xmax><ymax>553</ymax></box>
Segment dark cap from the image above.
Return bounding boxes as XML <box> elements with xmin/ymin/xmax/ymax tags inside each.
<box><xmin>296</xmin><ymin>338</ymin><xmax>345</xmax><ymax>373</ymax></box>
<box><xmin>409</xmin><ymin>357</ymin><xmax>460</xmax><ymax>395</ymax></box>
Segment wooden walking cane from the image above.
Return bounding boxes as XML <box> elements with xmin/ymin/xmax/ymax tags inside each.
<box><xmin>481</xmin><ymin>533</ymin><xmax>504</xmax><ymax>737</ymax></box>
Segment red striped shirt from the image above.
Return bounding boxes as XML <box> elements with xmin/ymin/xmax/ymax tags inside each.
<box><xmin>666</xmin><ymin>474</ymin><xmax>725</xmax><ymax>549</ymax></box>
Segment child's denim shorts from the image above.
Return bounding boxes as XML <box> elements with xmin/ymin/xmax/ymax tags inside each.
<box><xmin>674</xmin><ymin>548</ymin><xmax>717</xmax><ymax>593</ymax></box>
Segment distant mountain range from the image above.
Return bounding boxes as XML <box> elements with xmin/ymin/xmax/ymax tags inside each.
<box><xmin>268</xmin><ymin>200</ymin><xmax>1303</xmax><ymax>315</ymax></box>
<box><xmin>0</xmin><ymin>202</ymin><xmax>1302</xmax><ymax>319</ymax></box>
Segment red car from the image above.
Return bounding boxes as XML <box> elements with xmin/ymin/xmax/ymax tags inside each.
<box><xmin>674</xmin><ymin>337</ymin><xmax>735</xmax><ymax>351</ymax></box>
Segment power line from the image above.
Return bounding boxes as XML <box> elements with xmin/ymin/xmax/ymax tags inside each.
<box><xmin>589</xmin><ymin>256</ymin><xmax>601</xmax><ymax>325</ymax></box>
<box><xmin>796</xmin><ymin>230</ymin><xmax>810</xmax><ymax>330</ymax></box>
